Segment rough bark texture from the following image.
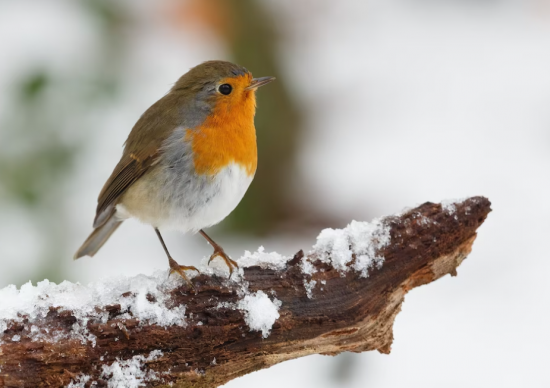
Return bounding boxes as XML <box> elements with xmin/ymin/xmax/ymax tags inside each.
<box><xmin>0</xmin><ymin>197</ymin><xmax>491</xmax><ymax>388</ymax></box>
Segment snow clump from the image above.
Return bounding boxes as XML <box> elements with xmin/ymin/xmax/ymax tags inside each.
<box><xmin>237</xmin><ymin>290</ymin><xmax>281</xmax><ymax>338</ymax></box>
<box><xmin>237</xmin><ymin>246</ymin><xmax>290</xmax><ymax>270</ymax></box>
<box><xmin>311</xmin><ymin>219</ymin><xmax>390</xmax><ymax>277</ymax></box>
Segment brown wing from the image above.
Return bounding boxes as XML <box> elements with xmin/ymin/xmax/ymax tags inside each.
<box><xmin>93</xmin><ymin>147</ymin><xmax>158</xmax><ymax>228</ymax></box>
<box><xmin>92</xmin><ymin>90</ymin><xmax>189</xmax><ymax>228</ymax></box>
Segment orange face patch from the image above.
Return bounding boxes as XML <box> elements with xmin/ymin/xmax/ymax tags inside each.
<box><xmin>186</xmin><ymin>74</ymin><xmax>258</xmax><ymax>177</ymax></box>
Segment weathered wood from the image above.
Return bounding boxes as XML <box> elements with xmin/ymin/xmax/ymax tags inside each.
<box><xmin>0</xmin><ymin>197</ymin><xmax>491</xmax><ymax>387</ymax></box>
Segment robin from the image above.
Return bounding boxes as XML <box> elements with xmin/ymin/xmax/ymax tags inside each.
<box><xmin>74</xmin><ymin>60</ymin><xmax>275</xmax><ymax>285</ymax></box>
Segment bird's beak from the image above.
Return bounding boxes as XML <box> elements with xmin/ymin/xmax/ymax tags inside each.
<box><xmin>245</xmin><ymin>76</ymin><xmax>276</xmax><ymax>91</ymax></box>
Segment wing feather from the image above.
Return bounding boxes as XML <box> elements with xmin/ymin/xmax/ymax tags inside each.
<box><xmin>93</xmin><ymin>150</ymin><xmax>157</xmax><ymax>228</ymax></box>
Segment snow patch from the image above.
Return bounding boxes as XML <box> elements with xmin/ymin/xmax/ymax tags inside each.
<box><xmin>0</xmin><ymin>271</ymin><xmax>186</xmax><ymax>344</ymax></box>
<box><xmin>100</xmin><ymin>350</ymin><xmax>163</xmax><ymax>388</ymax></box>
<box><xmin>237</xmin><ymin>291</ymin><xmax>281</xmax><ymax>338</ymax></box>
<box><xmin>66</xmin><ymin>350</ymin><xmax>163</xmax><ymax>388</ymax></box>
<box><xmin>197</xmin><ymin>246</ymin><xmax>290</xmax><ymax>279</ymax></box>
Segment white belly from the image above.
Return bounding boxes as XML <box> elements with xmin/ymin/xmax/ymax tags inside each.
<box><xmin>168</xmin><ymin>163</ymin><xmax>253</xmax><ymax>232</ymax></box>
<box><xmin>117</xmin><ymin>162</ymin><xmax>254</xmax><ymax>233</ymax></box>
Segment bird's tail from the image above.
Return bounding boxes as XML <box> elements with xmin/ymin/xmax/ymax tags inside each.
<box><xmin>74</xmin><ymin>213</ymin><xmax>122</xmax><ymax>259</ymax></box>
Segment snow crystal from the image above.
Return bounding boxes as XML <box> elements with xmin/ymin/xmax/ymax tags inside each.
<box><xmin>216</xmin><ymin>301</ymin><xmax>236</xmax><ymax>309</ymax></box>
<box><xmin>311</xmin><ymin>219</ymin><xmax>390</xmax><ymax>277</ymax></box>
<box><xmin>11</xmin><ymin>334</ymin><xmax>20</xmax><ymax>342</ymax></box>
<box><xmin>441</xmin><ymin>198</ymin><xmax>467</xmax><ymax>214</ymax></box>
<box><xmin>237</xmin><ymin>246</ymin><xmax>290</xmax><ymax>270</ymax></box>
<box><xmin>303</xmin><ymin>279</ymin><xmax>317</xmax><ymax>299</ymax></box>
<box><xmin>416</xmin><ymin>213</ymin><xmax>432</xmax><ymax>226</ymax></box>
<box><xmin>300</xmin><ymin>257</ymin><xmax>317</xmax><ymax>275</ymax></box>
<box><xmin>100</xmin><ymin>350</ymin><xmax>163</xmax><ymax>388</ymax></box>
<box><xmin>442</xmin><ymin>201</ymin><xmax>456</xmax><ymax>213</ymax></box>
<box><xmin>0</xmin><ymin>271</ymin><xmax>186</xmax><ymax>344</ymax></box>
<box><xmin>301</xmin><ymin>257</ymin><xmax>318</xmax><ymax>297</ymax></box>
<box><xmin>237</xmin><ymin>291</ymin><xmax>281</xmax><ymax>338</ymax></box>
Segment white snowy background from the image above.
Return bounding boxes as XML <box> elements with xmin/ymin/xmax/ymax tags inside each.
<box><xmin>1</xmin><ymin>0</ymin><xmax>549</xmax><ymax>387</ymax></box>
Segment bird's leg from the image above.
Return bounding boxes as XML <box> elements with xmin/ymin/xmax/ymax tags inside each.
<box><xmin>199</xmin><ymin>229</ymin><xmax>239</xmax><ymax>276</ymax></box>
<box><xmin>155</xmin><ymin>228</ymin><xmax>199</xmax><ymax>291</ymax></box>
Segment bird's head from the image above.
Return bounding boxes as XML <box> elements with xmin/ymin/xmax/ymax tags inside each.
<box><xmin>172</xmin><ymin>60</ymin><xmax>275</xmax><ymax>119</ymax></box>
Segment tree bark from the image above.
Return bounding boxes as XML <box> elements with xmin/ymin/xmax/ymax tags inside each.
<box><xmin>0</xmin><ymin>197</ymin><xmax>491</xmax><ymax>388</ymax></box>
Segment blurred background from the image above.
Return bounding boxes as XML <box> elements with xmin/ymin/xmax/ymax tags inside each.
<box><xmin>1</xmin><ymin>0</ymin><xmax>549</xmax><ymax>386</ymax></box>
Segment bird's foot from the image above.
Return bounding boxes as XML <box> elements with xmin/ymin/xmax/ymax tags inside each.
<box><xmin>208</xmin><ymin>247</ymin><xmax>239</xmax><ymax>277</ymax></box>
<box><xmin>168</xmin><ymin>257</ymin><xmax>200</xmax><ymax>293</ymax></box>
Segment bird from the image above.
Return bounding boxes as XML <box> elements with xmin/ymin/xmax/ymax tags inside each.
<box><xmin>74</xmin><ymin>60</ymin><xmax>275</xmax><ymax>286</ymax></box>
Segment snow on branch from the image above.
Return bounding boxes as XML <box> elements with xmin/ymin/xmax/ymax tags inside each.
<box><xmin>0</xmin><ymin>197</ymin><xmax>491</xmax><ymax>388</ymax></box>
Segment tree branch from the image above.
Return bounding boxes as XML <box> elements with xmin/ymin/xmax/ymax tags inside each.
<box><xmin>0</xmin><ymin>197</ymin><xmax>491</xmax><ymax>387</ymax></box>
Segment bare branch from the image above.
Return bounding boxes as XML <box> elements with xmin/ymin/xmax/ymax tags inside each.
<box><xmin>0</xmin><ymin>197</ymin><xmax>491</xmax><ymax>387</ymax></box>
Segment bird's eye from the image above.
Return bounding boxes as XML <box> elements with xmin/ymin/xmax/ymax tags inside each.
<box><xmin>218</xmin><ymin>83</ymin><xmax>232</xmax><ymax>95</ymax></box>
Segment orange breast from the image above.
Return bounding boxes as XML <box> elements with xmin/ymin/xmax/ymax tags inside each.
<box><xmin>186</xmin><ymin>78</ymin><xmax>258</xmax><ymax>177</ymax></box>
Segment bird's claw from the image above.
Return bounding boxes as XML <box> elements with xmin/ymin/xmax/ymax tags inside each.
<box><xmin>208</xmin><ymin>249</ymin><xmax>239</xmax><ymax>277</ymax></box>
<box><xmin>168</xmin><ymin>257</ymin><xmax>199</xmax><ymax>293</ymax></box>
